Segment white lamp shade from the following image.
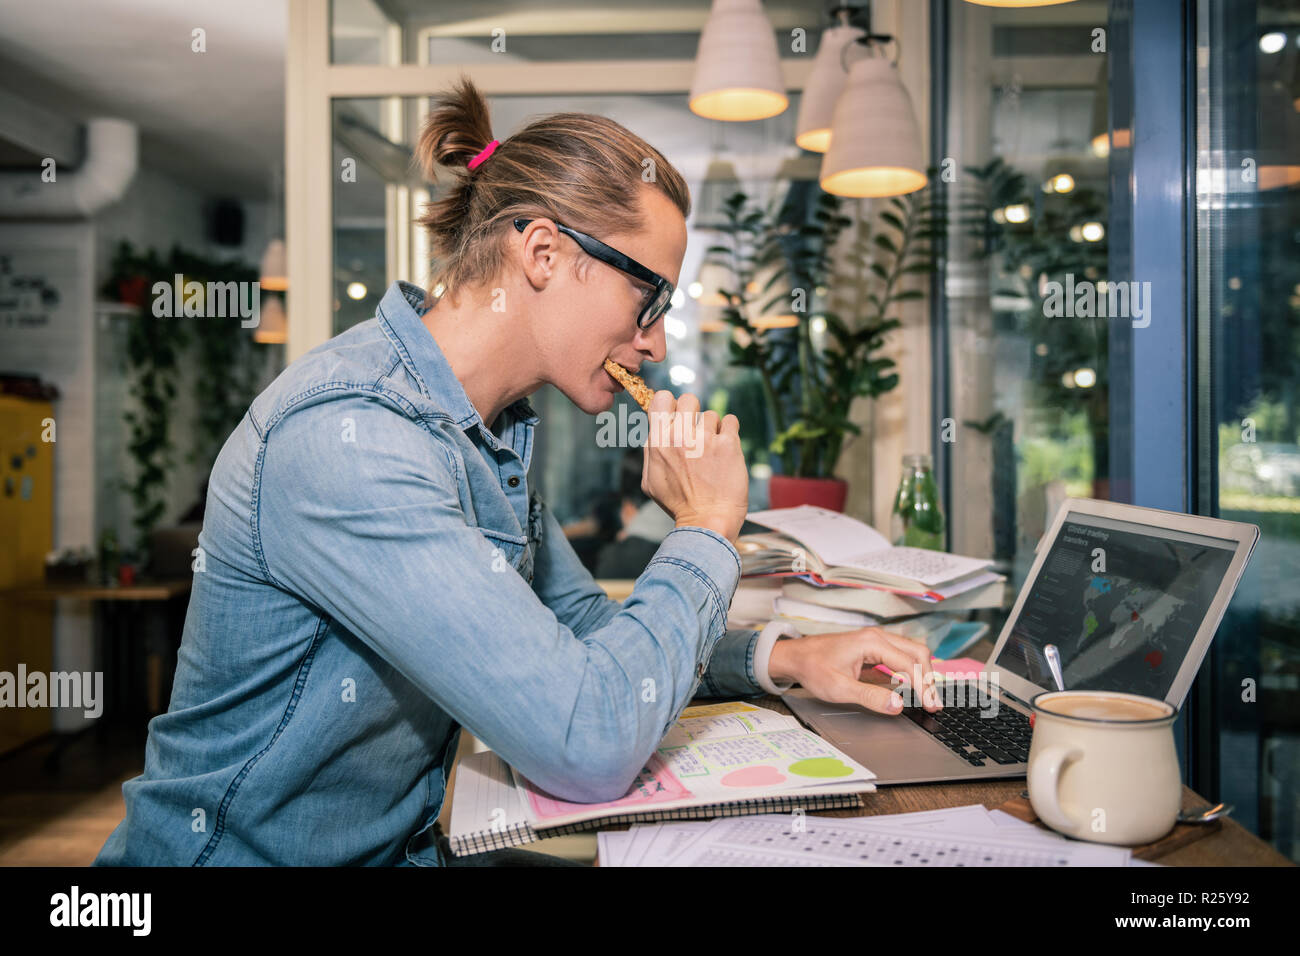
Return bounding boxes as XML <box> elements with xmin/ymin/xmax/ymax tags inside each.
<box><xmin>963</xmin><ymin>0</ymin><xmax>1079</xmax><ymax>7</ymax></box>
<box><xmin>696</xmin><ymin>258</ymin><xmax>736</xmax><ymax>306</ymax></box>
<box><xmin>795</xmin><ymin>24</ymin><xmax>865</xmax><ymax>152</ymax></box>
<box><xmin>694</xmin><ymin>156</ymin><xmax>743</xmax><ymax>229</ymax></box>
<box><xmin>820</xmin><ymin>57</ymin><xmax>927</xmax><ymax>198</ymax></box>
<box><xmin>689</xmin><ymin>0</ymin><xmax>788</xmax><ymax>122</ymax></box>
<box><xmin>260</xmin><ymin>238</ymin><xmax>288</xmax><ymax>291</ymax></box>
<box><xmin>254</xmin><ymin>294</ymin><xmax>287</xmax><ymax>344</ymax></box>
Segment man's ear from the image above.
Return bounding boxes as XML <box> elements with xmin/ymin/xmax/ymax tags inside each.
<box><xmin>518</xmin><ymin>221</ymin><xmax>559</xmax><ymax>291</ymax></box>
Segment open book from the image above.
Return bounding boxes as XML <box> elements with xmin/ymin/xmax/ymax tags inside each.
<box><xmin>739</xmin><ymin>504</ymin><xmax>997</xmax><ymax>598</ymax></box>
<box><xmin>446</xmin><ymin>702</ymin><xmax>876</xmax><ymax>856</ymax></box>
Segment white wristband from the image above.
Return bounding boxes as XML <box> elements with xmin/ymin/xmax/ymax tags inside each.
<box><xmin>755</xmin><ymin>619</ymin><xmax>803</xmax><ymax>695</ymax></box>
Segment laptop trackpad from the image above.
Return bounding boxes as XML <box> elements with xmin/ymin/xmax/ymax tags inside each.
<box><xmin>817</xmin><ymin>711</ymin><xmax>922</xmax><ymax>746</ymax></box>
<box><xmin>804</xmin><ymin>708</ymin><xmax>974</xmax><ymax>783</ymax></box>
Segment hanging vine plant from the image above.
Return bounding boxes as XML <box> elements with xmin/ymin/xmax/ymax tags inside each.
<box><xmin>103</xmin><ymin>241</ymin><xmax>267</xmax><ymax>561</ymax></box>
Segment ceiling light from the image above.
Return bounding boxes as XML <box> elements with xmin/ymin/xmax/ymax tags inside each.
<box><xmin>1003</xmin><ymin>203</ymin><xmax>1031</xmax><ymax>223</ymax></box>
<box><xmin>669</xmin><ymin>365</ymin><xmax>697</xmax><ymax>385</ymax></box>
<box><xmin>259</xmin><ymin>238</ymin><xmax>288</xmax><ymax>291</ymax></box>
<box><xmin>1260</xmin><ymin>32</ymin><xmax>1287</xmax><ymax>54</ymax></box>
<box><xmin>689</xmin><ymin>0</ymin><xmax>788</xmax><ymax>122</ymax></box>
<box><xmin>1045</xmin><ymin>172</ymin><xmax>1075</xmax><ymax>193</ymax></box>
<box><xmin>750</xmin><ymin>314</ymin><xmax>800</xmax><ymax>329</ymax></box>
<box><xmin>963</xmin><ymin>0</ymin><xmax>1081</xmax><ymax>6</ymax></box>
<box><xmin>254</xmin><ymin>295</ymin><xmax>287</xmax><ymax>345</ymax></box>
<box><xmin>820</xmin><ymin>47</ymin><xmax>926</xmax><ymax>198</ymax></box>
<box><xmin>794</xmin><ymin>11</ymin><xmax>864</xmax><ymax>153</ymax></box>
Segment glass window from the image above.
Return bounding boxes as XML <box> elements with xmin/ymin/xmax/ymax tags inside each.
<box><xmin>937</xmin><ymin>0</ymin><xmax>1115</xmax><ymax>588</ymax></box>
<box><xmin>1199</xmin><ymin>0</ymin><xmax>1300</xmax><ymax>862</ymax></box>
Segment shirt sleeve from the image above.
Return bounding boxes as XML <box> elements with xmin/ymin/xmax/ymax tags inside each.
<box><xmin>256</xmin><ymin>397</ymin><xmax>742</xmax><ymax>805</ymax></box>
<box><xmin>528</xmin><ymin>494</ymin><xmax>771</xmax><ymax>700</ymax></box>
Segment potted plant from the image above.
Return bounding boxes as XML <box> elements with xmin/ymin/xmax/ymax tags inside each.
<box><xmin>706</xmin><ymin>185</ymin><xmax>940</xmax><ymax>510</ymax></box>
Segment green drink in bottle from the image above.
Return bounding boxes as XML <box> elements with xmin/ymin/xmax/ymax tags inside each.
<box><xmin>891</xmin><ymin>453</ymin><xmax>944</xmax><ymax>550</ymax></box>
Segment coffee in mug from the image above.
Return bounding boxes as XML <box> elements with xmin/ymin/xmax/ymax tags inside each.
<box><xmin>1038</xmin><ymin>694</ymin><xmax>1170</xmax><ymax>721</ymax></box>
<box><xmin>1027</xmin><ymin>690</ymin><xmax>1180</xmax><ymax>845</ymax></box>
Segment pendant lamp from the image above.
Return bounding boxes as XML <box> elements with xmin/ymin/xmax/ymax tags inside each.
<box><xmin>259</xmin><ymin>238</ymin><xmax>288</xmax><ymax>291</ymax></box>
<box><xmin>254</xmin><ymin>294</ymin><xmax>287</xmax><ymax>345</ymax></box>
<box><xmin>794</xmin><ymin>7</ymin><xmax>865</xmax><ymax>152</ymax></box>
<box><xmin>820</xmin><ymin>39</ymin><xmax>926</xmax><ymax>198</ymax></box>
<box><xmin>690</xmin><ymin>0</ymin><xmax>788</xmax><ymax>122</ymax></box>
<box><xmin>962</xmin><ymin>1</ymin><xmax>1079</xmax><ymax>7</ymax></box>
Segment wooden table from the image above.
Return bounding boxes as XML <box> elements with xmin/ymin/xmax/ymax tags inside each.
<box><xmin>0</xmin><ymin>579</ymin><xmax>192</xmax><ymax>602</ymax></box>
<box><xmin>640</xmin><ymin>693</ymin><xmax>1289</xmax><ymax>867</ymax></box>
<box><xmin>0</xmin><ymin>578</ymin><xmax>193</xmax><ymax>736</ymax></box>
<box><xmin>588</xmin><ymin>624</ymin><xmax>1291</xmax><ymax>866</ymax></box>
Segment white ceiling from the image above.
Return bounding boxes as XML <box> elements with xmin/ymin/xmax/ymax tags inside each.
<box><xmin>0</xmin><ymin>0</ymin><xmax>286</xmax><ymax>199</ymax></box>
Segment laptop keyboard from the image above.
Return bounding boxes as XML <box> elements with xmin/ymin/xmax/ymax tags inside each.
<box><xmin>899</xmin><ymin>684</ymin><xmax>1032</xmax><ymax>767</ymax></box>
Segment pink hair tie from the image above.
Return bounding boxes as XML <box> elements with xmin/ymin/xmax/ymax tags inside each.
<box><xmin>468</xmin><ymin>139</ymin><xmax>500</xmax><ymax>170</ymax></box>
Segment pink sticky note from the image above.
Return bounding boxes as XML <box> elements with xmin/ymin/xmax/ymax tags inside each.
<box><xmin>874</xmin><ymin>657</ymin><xmax>986</xmax><ymax>680</ymax></box>
<box><xmin>931</xmin><ymin>657</ymin><xmax>986</xmax><ymax>676</ymax></box>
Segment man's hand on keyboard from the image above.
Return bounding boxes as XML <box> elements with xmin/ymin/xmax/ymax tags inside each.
<box><xmin>767</xmin><ymin>628</ymin><xmax>943</xmax><ymax>715</ymax></box>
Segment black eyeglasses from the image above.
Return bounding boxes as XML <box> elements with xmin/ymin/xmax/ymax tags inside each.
<box><xmin>513</xmin><ymin>217</ymin><xmax>674</xmax><ymax>330</ymax></box>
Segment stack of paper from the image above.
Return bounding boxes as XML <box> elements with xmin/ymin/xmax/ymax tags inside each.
<box><xmin>597</xmin><ymin>804</ymin><xmax>1164</xmax><ymax>867</ymax></box>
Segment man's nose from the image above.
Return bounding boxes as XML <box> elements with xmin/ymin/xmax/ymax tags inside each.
<box><xmin>633</xmin><ymin>317</ymin><xmax>667</xmax><ymax>365</ymax></box>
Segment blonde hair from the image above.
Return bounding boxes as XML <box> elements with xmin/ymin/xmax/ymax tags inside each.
<box><xmin>414</xmin><ymin>75</ymin><xmax>691</xmax><ymax>307</ymax></box>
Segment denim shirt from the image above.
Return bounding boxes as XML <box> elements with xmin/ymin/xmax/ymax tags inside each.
<box><xmin>93</xmin><ymin>280</ymin><xmax>770</xmax><ymax>867</ymax></box>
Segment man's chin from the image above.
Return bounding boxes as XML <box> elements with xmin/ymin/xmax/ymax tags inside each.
<box><xmin>562</xmin><ymin>384</ymin><xmax>615</xmax><ymax>416</ymax></box>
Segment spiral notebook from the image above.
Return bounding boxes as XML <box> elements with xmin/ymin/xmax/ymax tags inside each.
<box><xmin>446</xmin><ymin>702</ymin><xmax>877</xmax><ymax>856</ymax></box>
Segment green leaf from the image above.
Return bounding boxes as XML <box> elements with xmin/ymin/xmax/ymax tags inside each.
<box><xmin>878</xmin><ymin>211</ymin><xmax>905</xmax><ymax>231</ymax></box>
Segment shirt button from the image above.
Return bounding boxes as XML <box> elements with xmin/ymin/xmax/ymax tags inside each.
<box><xmin>507</xmin><ymin>476</ymin><xmax>520</xmax><ymax>488</ymax></box>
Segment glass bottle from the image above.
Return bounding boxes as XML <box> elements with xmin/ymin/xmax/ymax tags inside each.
<box><xmin>890</xmin><ymin>453</ymin><xmax>944</xmax><ymax>550</ymax></box>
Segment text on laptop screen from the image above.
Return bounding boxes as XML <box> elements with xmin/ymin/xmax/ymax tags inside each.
<box><xmin>995</xmin><ymin>514</ymin><xmax>1237</xmax><ymax>700</ymax></box>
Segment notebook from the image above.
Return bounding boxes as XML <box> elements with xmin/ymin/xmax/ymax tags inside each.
<box><xmin>446</xmin><ymin>702</ymin><xmax>877</xmax><ymax>856</ymax></box>
<box><xmin>739</xmin><ymin>505</ymin><xmax>996</xmax><ymax>596</ymax></box>
<box><xmin>779</xmin><ymin>575</ymin><xmax>1005</xmax><ymax>618</ymax></box>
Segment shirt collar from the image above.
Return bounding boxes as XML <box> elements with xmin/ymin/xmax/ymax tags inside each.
<box><xmin>376</xmin><ymin>280</ymin><xmax>541</xmax><ymax>444</ymax></box>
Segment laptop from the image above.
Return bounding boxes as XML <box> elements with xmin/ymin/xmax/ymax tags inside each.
<box><xmin>783</xmin><ymin>498</ymin><xmax>1259</xmax><ymax>784</ymax></box>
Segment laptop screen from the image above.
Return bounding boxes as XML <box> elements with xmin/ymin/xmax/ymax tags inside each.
<box><xmin>994</xmin><ymin>512</ymin><xmax>1239</xmax><ymax>701</ymax></box>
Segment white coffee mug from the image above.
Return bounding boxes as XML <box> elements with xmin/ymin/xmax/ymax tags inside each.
<box><xmin>1027</xmin><ymin>690</ymin><xmax>1181</xmax><ymax>846</ymax></box>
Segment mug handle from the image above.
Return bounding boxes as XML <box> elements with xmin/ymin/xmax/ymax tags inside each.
<box><xmin>1028</xmin><ymin>745</ymin><xmax>1083</xmax><ymax>834</ymax></box>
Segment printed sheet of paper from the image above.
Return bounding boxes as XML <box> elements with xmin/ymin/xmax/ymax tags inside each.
<box><xmin>669</xmin><ymin>814</ymin><xmax>1135</xmax><ymax>867</ymax></box>
<box><xmin>599</xmin><ymin>805</ymin><xmax>1151</xmax><ymax>867</ymax></box>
